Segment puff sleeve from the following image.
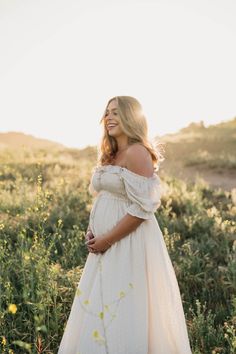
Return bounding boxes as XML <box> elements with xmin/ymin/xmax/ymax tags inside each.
<box><xmin>121</xmin><ymin>168</ymin><xmax>162</xmax><ymax>220</ymax></box>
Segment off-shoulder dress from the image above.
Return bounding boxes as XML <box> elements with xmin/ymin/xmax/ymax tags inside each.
<box><xmin>58</xmin><ymin>164</ymin><xmax>192</xmax><ymax>354</ymax></box>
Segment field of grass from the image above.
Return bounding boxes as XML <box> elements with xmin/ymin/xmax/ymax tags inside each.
<box><xmin>0</xmin><ymin>147</ymin><xmax>235</xmax><ymax>353</ymax></box>
<box><xmin>162</xmin><ymin>117</ymin><xmax>236</xmax><ymax>172</ymax></box>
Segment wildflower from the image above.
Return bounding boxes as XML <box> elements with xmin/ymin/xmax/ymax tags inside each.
<box><xmin>51</xmin><ymin>263</ymin><xmax>61</xmax><ymax>273</ymax></box>
<box><xmin>119</xmin><ymin>291</ymin><xmax>125</xmax><ymax>298</ymax></box>
<box><xmin>99</xmin><ymin>311</ymin><xmax>104</xmax><ymax>319</ymax></box>
<box><xmin>92</xmin><ymin>330</ymin><xmax>105</xmax><ymax>344</ymax></box>
<box><xmin>8</xmin><ymin>304</ymin><xmax>17</xmax><ymax>314</ymax></box>
<box><xmin>37</xmin><ymin>174</ymin><xmax>42</xmax><ymax>183</ymax></box>
<box><xmin>92</xmin><ymin>330</ymin><xmax>99</xmax><ymax>339</ymax></box>
<box><xmin>76</xmin><ymin>288</ymin><xmax>82</xmax><ymax>297</ymax></box>
<box><xmin>1</xmin><ymin>336</ymin><xmax>6</xmax><ymax>345</ymax></box>
<box><xmin>57</xmin><ymin>219</ymin><xmax>63</xmax><ymax>227</ymax></box>
<box><xmin>0</xmin><ymin>224</ymin><xmax>5</xmax><ymax>230</ymax></box>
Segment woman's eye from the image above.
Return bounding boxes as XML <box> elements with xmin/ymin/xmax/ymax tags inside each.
<box><xmin>105</xmin><ymin>112</ymin><xmax>118</xmax><ymax>116</ymax></box>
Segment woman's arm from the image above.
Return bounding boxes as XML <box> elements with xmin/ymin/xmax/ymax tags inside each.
<box><xmin>104</xmin><ymin>213</ymin><xmax>145</xmax><ymax>244</ymax></box>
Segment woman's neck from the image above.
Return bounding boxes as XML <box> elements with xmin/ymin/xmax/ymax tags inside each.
<box><xmin>116</xmin><ymin>136</ymin><xmax>129</xmax><ymax>152</ymax></box>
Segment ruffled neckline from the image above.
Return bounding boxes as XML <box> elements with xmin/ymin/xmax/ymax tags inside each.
<box><xmin>94</xmin><ymin>164</ymin><xmax>160</xmax><ymax>182</ymax></box>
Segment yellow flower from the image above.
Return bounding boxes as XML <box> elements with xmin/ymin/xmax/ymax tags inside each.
<box><xmin>24</xmin><ymin>254</ymin><xmax>30</xmax><ymax>261</ymax></box>
<box><xmin>8</xmin><ymin>350</ymin><xmax>14</xmax><ymax>354</ymax></box>
<box><xmin>57</xmin><ymin>219</ymin><xmax>63</xmax><ymax>226</ymax></box>
<box><xmin>0</xmin><ymin>223</ymin><xmax>5</xmax><ymax>230</ymax></box>
<box><xmin>92</xmin><ymin>330</ymin><xmax>99</xmax><ymax>338</ymax></box>
<box><xmin>1</xmin><ymin>336</ymin><xmax>6</xmax><ymax>345</ymax></box>
<box><xmin>92</xmin><ymin>330</ymin><xmax>105</xmax><ymax>344</ymax></box>
<box><xmin>8</xmin><ymin>304</ymin><xmax>17</xmax><ymax>314</ymax></box>
<box><xmin>76</xmin><ymin>288</ymin><xmax>82</xmax><ymax>297</ymax></box>
<box><xmin>119</xmin><ymin>291</ymin><xmax>125</xmax><ymax>298</ymax></box>
<box><xmin>99</xmin><ymin>311</ymin><xmax>104</xmax><ymax>319</ymax></box>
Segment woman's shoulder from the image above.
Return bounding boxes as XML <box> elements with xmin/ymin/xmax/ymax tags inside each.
<box><xmin>126</xmin><ymin>142</ymin><xmax>151</xmax><ymax>159</ymax></box>
<box><xmin>126</xmin><ymin>143</ymin><xmax>154</xmax><ymax>178</ymax></box>
<box><xmin>126</xmin><ymin>142</ymin><xmax>147</xmax><ymax>152</ymax></box>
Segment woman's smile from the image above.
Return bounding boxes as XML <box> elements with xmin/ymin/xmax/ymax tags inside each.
<box><xmin>107</xmin><ymin>123</ymin><xmax>118</xmax><ymax>130</ymax></box>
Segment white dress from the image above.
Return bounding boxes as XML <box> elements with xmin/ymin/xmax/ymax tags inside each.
<box><xmin>58</xmin><ymin>164</ymin><xmax>192</xmax><ymax>354</ymax></box>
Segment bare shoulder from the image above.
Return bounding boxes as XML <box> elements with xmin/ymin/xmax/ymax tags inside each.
<box><xmin>126</xmin><ymin>143</ymin><xmax>154</xmax><ymax>177</ymax></box>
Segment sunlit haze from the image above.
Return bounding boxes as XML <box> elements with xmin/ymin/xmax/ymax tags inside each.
<box><xmin>0</xmin><ymin>0</ymin><xmax>235</xmax><ymax>148</ymax></box>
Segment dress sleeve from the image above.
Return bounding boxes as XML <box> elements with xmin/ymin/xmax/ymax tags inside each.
<box><xmin>121</xmin><ymin>169</ymin><xmax>162</xmax><ymax>220</ymax></box>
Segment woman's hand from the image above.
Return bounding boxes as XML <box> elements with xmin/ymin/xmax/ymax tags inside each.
<box><xmin>85</xmin><ymin>230</ymin><xmax>94</xmax><ymax>242</ymax></box>
<box><xmin>85</xmin><ymin>230</ymin><xmax>95</xmax><ymax>253</ymax></box>
<box><xmin>85</xmin><ymin>234</ymin><xmax>112</xmax><ymax>254</ymax></box>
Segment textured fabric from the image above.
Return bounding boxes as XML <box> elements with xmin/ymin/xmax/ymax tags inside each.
<box><xmin>58</xmin><ymin>165</ymin><xmax>192</xmax><ymax>354</ymax></box>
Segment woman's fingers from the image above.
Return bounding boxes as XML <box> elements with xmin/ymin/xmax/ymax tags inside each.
<box><xmin>85</xmin><ymin>238</ymin><xmax>96</xmax><ymax>245</ymax></box>
<box><xmin>85</xmin><ymin>231</ymin><xmax>94</xmax><ymax>240</ymax></box>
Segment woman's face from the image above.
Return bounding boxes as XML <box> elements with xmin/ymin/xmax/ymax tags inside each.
<box><xmin>104</xmin><ymin>100</ymin><xmax>125</xmax><ymax>138</ymax></box>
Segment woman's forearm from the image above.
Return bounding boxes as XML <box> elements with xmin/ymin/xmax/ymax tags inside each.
<box><xmin>105</xmin><ymin>214</ymin><xmax>145</xmax><ymax>245</ymax></box>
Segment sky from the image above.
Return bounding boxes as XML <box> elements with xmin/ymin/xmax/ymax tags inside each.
<box><xmin>0</xmin><ymin>0</ymin><xmax>235</xmax><ymax>149</ymax></box>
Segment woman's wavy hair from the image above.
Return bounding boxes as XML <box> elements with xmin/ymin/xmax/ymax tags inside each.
<box><xmin>97</xmin><ymin>96</ymin><xmax>164</xmax><ymax>171</ymax></box>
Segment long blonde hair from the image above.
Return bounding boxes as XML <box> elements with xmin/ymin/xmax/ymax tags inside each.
<box><xmin>97</xmin><ymin>96</ymin><xmax>164</xmax><ymax>170</ymax></box>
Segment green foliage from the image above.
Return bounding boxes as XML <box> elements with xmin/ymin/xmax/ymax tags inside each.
<box><xmin>0</xmin><ymin>149</ymin><xmax>235</xmax><ymax>353</ymax></box>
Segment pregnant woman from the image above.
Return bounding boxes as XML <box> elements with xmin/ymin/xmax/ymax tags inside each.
<box><xmin>58</xmin><ymin>96</ymin><xmax>192</xmax><ymax>354</ymax></box>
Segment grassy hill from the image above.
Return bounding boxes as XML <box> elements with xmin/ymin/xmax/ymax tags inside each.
<box><xmin>0</xmin><ymin>131</ymin><xmax>65</xmax><ymax>150</ymax></box>
<box><xmin>161</xmin><ymin>117</ymin><xmax>236</xmax><ymax>170</ymax></box>
<box><xmin>158</xmin><ymin>117</ymin><xmax>236</xmax><ymax>190</ymax></box>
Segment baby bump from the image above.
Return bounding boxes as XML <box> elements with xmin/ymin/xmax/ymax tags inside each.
<box><xmin>89</xmin><ymin>191</ymin><xmax>129</xmax><ymax>237</ymax></box>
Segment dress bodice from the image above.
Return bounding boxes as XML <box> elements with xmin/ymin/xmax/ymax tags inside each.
<box><xmin>89</xmin><ymin>164</ymin><xmax>162</xmax><ymax>220</ymax></box>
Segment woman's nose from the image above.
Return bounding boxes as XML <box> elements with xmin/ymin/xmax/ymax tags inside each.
<box><xmin>106</xmin><ymin>114</ymin><xmax>112</xmax><ymax>121</ymax></box>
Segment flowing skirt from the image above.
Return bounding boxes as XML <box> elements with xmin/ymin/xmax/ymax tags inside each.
<box><xmin>58</xmin><ymin>191</ymin><xmax>192</xmax><ymax>354</ymax></box>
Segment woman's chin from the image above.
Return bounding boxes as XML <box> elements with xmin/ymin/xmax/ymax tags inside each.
<box><xmin>108</xmin><ymin>131</ymin><xmax>116</xmax><ymax>136</ymax></box>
